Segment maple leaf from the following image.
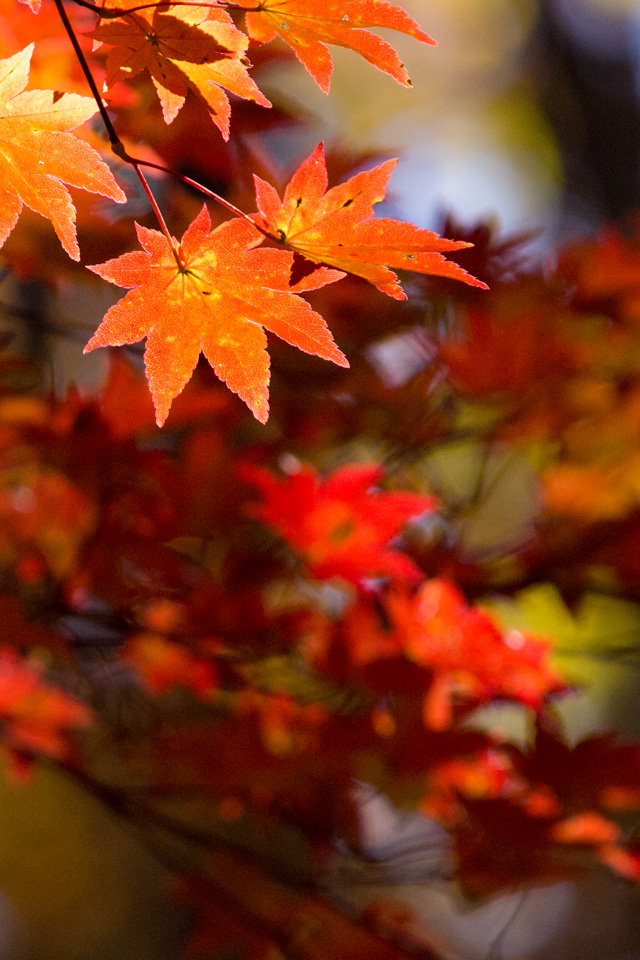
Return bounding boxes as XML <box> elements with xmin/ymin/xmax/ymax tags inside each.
<box><xmin>98</xmin><ymin>354</ymin><xmax>232</xmax><ymax>439</ymax></box>
<box><xmin>338</xmin><ymin>580</ymin><xmax>568</xmax><ymax>728</ymax></box>
<box><xmin>252</xmin><ymin>143</ymin><xmax>488</xmax><ymax>299</ymax></box>
<box><xmin>0</xmin><ymin>44</ymin><xmax>126</xmax><ymax>260</ymax></box>
<box><xmin>405</xmin><ymin>581</ymin><xmax>568</xmax><ymax>723</ymax></box>
<box><xmin>89</xmin><ymin>5</ymin><xmax>270</xmax><ymax>138</ymax></box>
<box><xmin>84</xmin><ymin>204</ymin><xmax>347</xmax><ymax>425</ymax></box>
<box><xmin>241</xmin><ymin>461</ymin><xmax>436</xmax><ymax>584</ymax></box>
<box><xmin>234</xmin><ymin>0</ymin><xmax>435</xmax><ymax>93</ymax></box>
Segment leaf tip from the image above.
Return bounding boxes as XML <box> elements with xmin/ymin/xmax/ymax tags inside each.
<box><xmin>154</xmin><ymin>405</ymin><xmax>169</xmax><ymax>428</ymax></box>
<box><xmin>252</xmin><ymin>403</ymin><xmax>269</xmax><ymax>424</ymax></box>
<box><xmin>152</xmin><ymin>390</ymin><xmax>173</xmax><ymax>428</ymax></box>
<box><xmin>112</xmin><ymin>183</ymin><xmax>128</xmax><ymax>205</ymax></box>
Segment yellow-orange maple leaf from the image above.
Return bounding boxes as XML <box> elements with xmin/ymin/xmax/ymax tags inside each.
<box><xmin>0</xmin><ymin>44</ymin><xmax>126</xmax><ymax>259</ymax></box>
<box><xmin>89</xmin><ymin>5</ymin><xmax>270</xmax><ymax>137</ymax></box>
<box><xmin>235</xmin><ymin>0</ymin><xmax>435</xmax><ymax>93</ymax></box>
<box><xmin>84</xmin><ymin>205</ymin><xmax>347</xmax><ymax>425</ymax></box>
<box><xmin>252</xmin><ymin>143</ymin><xmax>488</xmax><ymax>299</ymax></box>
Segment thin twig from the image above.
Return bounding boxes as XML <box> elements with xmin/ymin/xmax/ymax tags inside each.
<box><xmin>54</xmin><ymin>0</ymin><xmax>278</xmax><ymax>250</ymax></box>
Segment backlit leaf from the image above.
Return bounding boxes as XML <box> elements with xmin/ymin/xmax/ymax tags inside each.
<box><xmin>253</xmin><ymin>143</ymin><xmax>487</xmax><ymax>299</ymax></box>
<box><xmin>84</xmin><ymin>205</ymin><xmax>347</xmax><ymax>425</ymax></box>
<box><xmin>0</xmin><ymin>44</ymin><xmax>126</xmax><ymax>259</ymax></box>
<box><xmin>235</xmin><ymin>0</ymin><xmax>435</xmax><ymax>93</ymax></box>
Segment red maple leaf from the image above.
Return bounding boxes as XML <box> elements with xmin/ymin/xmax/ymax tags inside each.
<box><xmin>234</xmin><ymin>0</ymin><xmax>435</xmax><ymax>93</ymax></box>
<box><xmin>241</xmin><ymin>461</ymin><xmax>437</xmax><ymax>584</ymax></box>
<box><xmin>407</xmin><ymin>581</ymin><xmax>568</xmax><ymax>724</ymax></box>
<box><xmin>84</xmin><ymin>205</ymin><xmax>347</xmax><ymax>425</ymax></box>
<box><xmin>336</xmin><ymin>580</ymin><xmax>567</xmax><ymax>727</ymax></box>
<box><xmin>252</xmin><ymin>143</ymin><xmax>488</xmax><ymax>299</ymax></box>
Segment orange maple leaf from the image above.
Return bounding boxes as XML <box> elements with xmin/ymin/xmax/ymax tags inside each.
<box><xmin>89</xmin><ymin>5</ymin><xmax>270</xmax><ymax>138</ymax></box>
<box><xmin>252</xmin><ymin>143</ymin><xmax>488</xmax><ymax>299</ymax></box>
<box><xmin>241</xmin><ymin>461</ymin><xmax>437</xmax><ymax>584</ymax></box>
<box><xmin>84</xmin><ymin>205</ymin><xmax>347</xmax><ymax>425</ymax></box>
<box><xmin>234</xmin><ymin>0</ymin><xmax>435</xmax><ymax>93</ymax></box>
<box><xmin>0</xmin><ymin>44</ymin><xmax>126</xmax><ymax>259</ymax></box>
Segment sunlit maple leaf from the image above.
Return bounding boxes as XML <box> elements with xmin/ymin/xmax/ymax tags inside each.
<box><xmin>409</xmin><ymin>581</ymin><xmax>568</xmax><ymax>724</ymax></box>
<box><xmin>234</xmin><ymin>0</ymin><xmax>435</xmax><ymax>93</ymax></box>
<box><xmin>241</xmin><ymin>461</ymin><xmax>436</xmax><ymax>584</ymax></box>
<box><xmin>98</xmin><ymin>354</ymin><xmax>232</xmax><ymax>439</ymax></box>
<box><xmin>89</xmin><ymin>5</ymin><xmax>270</xmax><ymax>138</ymax></box>
<box><xmin>252</xmin><ymin>143</ymin><xmax>488</xmax><ymax>299</ymax></box>
<box><xmin>0</xmin><ymin>44</ymin><xmax>126</xmax><ymax>259</ymax></box>
<box><xmin>84</xmin><ymin>204</ymin><xmax>347</xmax><ymax>425</ymax></box>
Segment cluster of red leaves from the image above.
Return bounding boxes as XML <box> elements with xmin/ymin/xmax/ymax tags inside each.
<box><xmin>2</xmin><ymin>0</ymin><xmax>640</xmax><ymax>956</ymax></box>
<box><xmin>0</xmin><ymin>648</ymin><xmax>91</xmax><ymax>778</ymax></box>
<box><xmin>0</xmin><ymin>244</ymin><xmax>637</xmax><ymax>948</ymax></box>
<box><xmin>308</xmin><ymin>578</ymin><xmax>568</xmax><ymax>728</ymax></box>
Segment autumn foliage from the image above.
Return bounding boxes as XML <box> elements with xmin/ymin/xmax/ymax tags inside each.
<box><xmin>0</xmin><ymin>0</ymin><xmax>640</xmax><ymax>957</ymax></box>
